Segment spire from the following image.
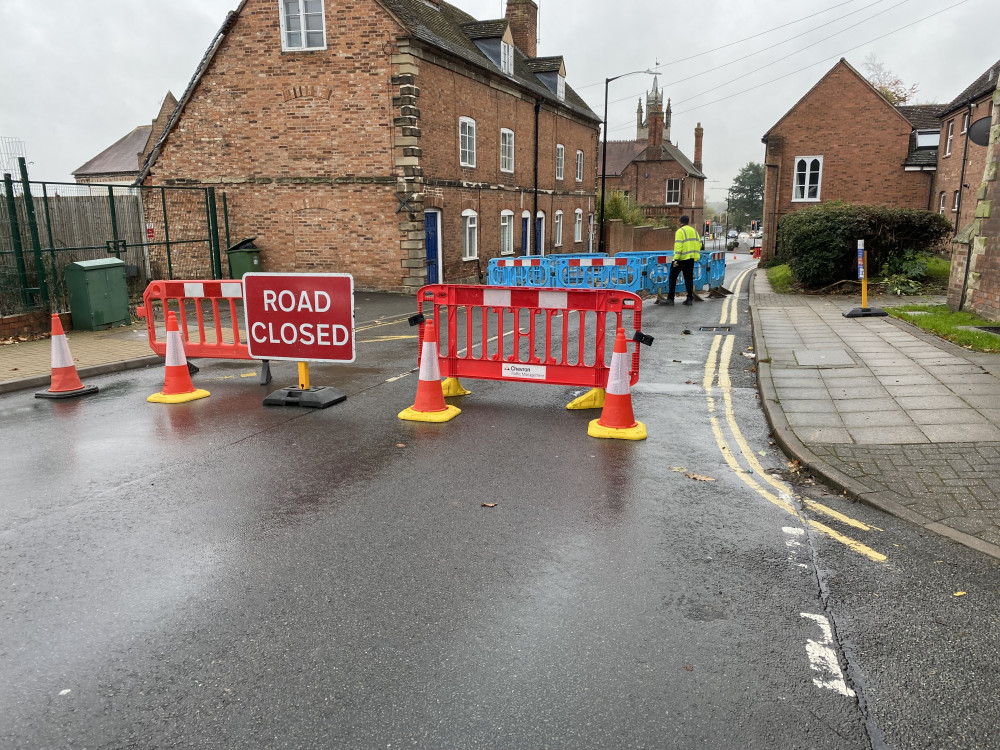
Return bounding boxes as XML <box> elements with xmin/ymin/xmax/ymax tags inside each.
<box><xmin>665</xmin><ymin>97</ymin><xmax>672</xmax><ymax>142</ymax></box>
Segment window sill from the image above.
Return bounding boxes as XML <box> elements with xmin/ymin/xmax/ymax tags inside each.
<box><xmin>791</xmin><ymin>198</ymin><xmax>821</xmax><ymax>203</ymax></box>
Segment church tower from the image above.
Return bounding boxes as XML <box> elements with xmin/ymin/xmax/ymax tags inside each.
<box><xmin>635</xmin><ymin>76</ymin><xmax>671</xmax><ymax>142</ymax></box>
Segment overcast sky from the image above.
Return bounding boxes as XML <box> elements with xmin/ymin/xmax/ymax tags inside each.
<box><xmin>2</xmin><ymin>0</ymin><xmax>998</xmax><ymax>203</ymax></box>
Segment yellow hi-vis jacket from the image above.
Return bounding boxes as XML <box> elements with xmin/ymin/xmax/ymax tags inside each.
<box><xmin>673</xmin><ymin>224</ymin><xmax>702</xmax><ymax>261</ymax></box>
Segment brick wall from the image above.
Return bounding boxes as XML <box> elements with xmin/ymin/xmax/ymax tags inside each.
<box><xmin>936</xmin><ymin>94</ymin><xmax>994</xmax><ymax>232</ymax></box>
<box><xmin>0</xmin><ymin>311</ymin><xmax>71</xmax><ymax>338</ymax></box>
<box><xmin>948</xmin><ymin>86</ymin><xmax>1000</xmax><ymax>320</ymax></box>
<box><xmin>761</xmin><ymin>60</ymin><xmax>931</xmax><ymax>260</ymax></box>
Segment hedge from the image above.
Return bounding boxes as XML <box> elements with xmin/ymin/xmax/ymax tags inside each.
<box><xmin>775</xmin><ymin>202</ymin><xmax>951</xmax><ymax>289</ymax></box>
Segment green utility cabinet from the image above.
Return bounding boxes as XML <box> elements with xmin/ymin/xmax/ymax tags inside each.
<box><xmin>64</xmin><ymin>258</ymin><xmax>129</xmax><ymax>331</ymax></box>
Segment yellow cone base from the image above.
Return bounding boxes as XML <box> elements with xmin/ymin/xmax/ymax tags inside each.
<box><xmin>567</xmin><ymin>387</ymin><xmax>605</xmax><ymax>410</ymax></box>
<box><xmin>588</xmin><ymin>418</ymin><xmax>647</xmax><ymax>440</ymax></box>
<box><xmin>147</xmin><ymin>388</ymin><xmax>211</xmax><ymax>404</ymax></box>
<box><xmin>441</xmin><ymin>377</ymin><xmax>471</xmax><ymax>397</ymax></box>
<box><xmin>398</xmin><ymin>404</ymin><xmax>461</xmax><ymax>423</ymax></box>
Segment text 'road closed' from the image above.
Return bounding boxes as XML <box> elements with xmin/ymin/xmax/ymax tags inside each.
<box><xmin>243</xmin><ymin>273</ymin><xmax>355</xmax><ymax>363</ymax></box>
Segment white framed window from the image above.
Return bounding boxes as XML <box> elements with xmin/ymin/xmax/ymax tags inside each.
<box><xmin>280</xmin><ymin>0</ymin><xmax>326</xmax><ymax>51</ymax></box>
<box><xmin>557</xmin><ymin>75</ymin><xmax>566</xmax><ymax>101</ymax></box>
<box><xmin>792</xmin><ymin>156</ymin><xmax>823</xmax><ymax>202</ymax></box>
<box><xmin>576</xmin><ymin>150</ymin><xmax>584</xmax><ymax>182</ymax></box>
<box><xmin>666</xmin><ymin>179</ymin><xmax>681</xmax><ymax>205</ymax></box>
<box><xmin>555</xmin><ymin>145</ymin><xmax>565</xmax><ymax>181</ymax></box>
<box><xmin>939</xmin><ymin>192</ymin><xmax>947</xmax><ymax>215</ymax></box>
<box><xmin>462</xmin><ymin>209</ymin><xmax>478</xmax><ymax>259</ymax></box>
<box><xmin>500</xmin><ymin>41</ymin><xmax>514</xmax><ymax>75</ymax></box>
<box><xmin>953</xmin><ymin>191</ymin><xmax>960</xmax><ymax>213</ymax></box>
<box><xmin>945</xmin><ymin>120</ymin><xmax>954</xmax><ymax>156</ymax></box>
<box><xmin>500</xmin><ymin>128</ymin><xmax>514</xmax><ymax>173</ymax></box>
<box><xmin>460</xmin><ymin>117</ymin><xmax>476</xmax><ymax>167</ymax></box>
<box><xmin>554</xmin><ymin>211</ymin><xmax>563</xmax><ymax>247</ymax></box>
<box><xmin>500</xmin><ymin>210</ymin><xmax>515</xmax><ymax>255</ymax></box>
<box><xmin>574</xmin><ymin>209</ymin><xmax>583</xmax><ymax>243</ymax></box>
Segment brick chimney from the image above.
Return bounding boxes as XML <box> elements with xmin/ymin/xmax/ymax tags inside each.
<box><xmin>505</xmin><ymin>0</ymin><xmax>538</xmax><ymax>58</ymax></box>
<box><xmin>647</xmin><ymin>104</ymin><xmax>663</xmax><ymax>149</ymax></box>
<box><xmin>694</xmin><ymin>122</ymin><xmax>703</xmax><ymax>171</ymax></box>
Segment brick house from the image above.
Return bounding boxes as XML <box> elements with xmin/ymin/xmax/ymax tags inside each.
<box><xmin>936</xmin><ymin>59</ymin><xmax>999</xmax><ymax>232</ymax></box>
<box><xmin>945</xmin><ymin>61</ymin><xmax>1000</xmax><ymax>317</ymax></box>
<box><xmin>760</xmin><ymin>58</ymin><xmax>939</xmax><ymax>261</ymax></box>
<box><xmin>136</xmin><ymin>0</ymin><xmax>600</xmax><ymax>291</ymax></box>
<box><xmin>599</xmin><ymin>79</ymin><xmax>705</xmax><ymax>231</ymax></box>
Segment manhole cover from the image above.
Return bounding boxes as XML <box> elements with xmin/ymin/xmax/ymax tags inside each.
<box><xmin>699</xmin><ymin>326</ymin><xmax>733</xmax><ymax>332</ymax></box>
<box><xmin>976</xmin><ymin>326</ymin><xmax>1000</xmax><ymax>335</ymax></box>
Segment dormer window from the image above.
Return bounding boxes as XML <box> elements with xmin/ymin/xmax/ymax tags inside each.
<box><xmin>557</xmin><ymin>75</ymin><xmax>566</xmax><ymax>101</ymax></box>
<box><xmin>500</xmin><ymin>41</ymin><xmax>514</xmax><ymax>75</ymax></box>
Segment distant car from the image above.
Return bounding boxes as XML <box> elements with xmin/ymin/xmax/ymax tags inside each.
<box><xmin>727</xmin><ymin>229</ymin><xmax>738</xmax><ymax>239</ymax></box>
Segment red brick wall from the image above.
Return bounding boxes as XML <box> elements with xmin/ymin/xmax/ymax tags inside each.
<box><xmin>936</xmin><ymin>94</ymin><xmax>994</xmax><ymax>232</ymax></box>
<box><xmin>761</xmin><ymin>60</ymin><xmax>932</xmax><ymax>259</ymax></box>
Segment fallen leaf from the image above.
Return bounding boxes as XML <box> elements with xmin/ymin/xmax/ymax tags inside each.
<box><xmin>396</xmin><ymin>443</ymin><xmax>406</xmax><ymax>448</ymax></box>
<box><xmin>681</xmin><ymin>330</ymin><xmax>692</xmax><ymax>335</ymax></box>
<box><xmin>685</xmin><ymin>380</ymin><xmax>695</xmax><ymax>384</ymax></box>
<box><xmin>683</xmin><ymin>665</ymin><xmax>694</xmax><ymax>672</ymax></box>
<box><xmin>954</xmin><ymin>591</ymin><xmax>967</xmax><ymax>597</ymax></box>
<box><xmin>481</xmin><ymin>502</ymin><xmax>497</xmax><ymax>508</ymax></box>
<box><xmin>670</xmin><ymin>466</ymin><xmax>687</xmax><ymax>472</ymax></box>
<box><xmin>685</xmin><ymin>473</ymin><xmax>716</xmax><ymax>482</ymax></box>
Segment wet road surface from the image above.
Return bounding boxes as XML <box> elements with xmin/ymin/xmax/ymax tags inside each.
<box><xmin>3</xmin><ymin>260</ymin><xmax>1000</xmax><ymax>749</ymax></box>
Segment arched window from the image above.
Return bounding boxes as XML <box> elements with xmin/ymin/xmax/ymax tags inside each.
<box><xmin>792</xmin><ymin>156</ymin><xmax>823</xmax><ymax>202</ymax></box>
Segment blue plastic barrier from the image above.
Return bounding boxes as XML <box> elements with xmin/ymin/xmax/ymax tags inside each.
<box><xmin>487</xmin><ymin>257</ymin><xmax>552</xmax><ymax>287</ymax></box>
<box><xmin>550</xmin><ymin>255</ymin><xmax>646</xmax><ymax>292</ymax></box>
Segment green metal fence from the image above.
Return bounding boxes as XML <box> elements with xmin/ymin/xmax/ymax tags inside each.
<box><xmin>0</xmin><ymin>159</ymin><xmax>226</xmax><ymax>317</ymax></box>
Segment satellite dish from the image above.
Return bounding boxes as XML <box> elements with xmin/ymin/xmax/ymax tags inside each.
<box><xmin>968</xmin><ymin>116</ymin><xmax>992</xmax><ymax>147</ymax></box>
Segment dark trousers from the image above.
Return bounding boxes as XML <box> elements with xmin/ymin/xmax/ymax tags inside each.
<box><xmin>668</xmin><ymin>259</ymin><xmax>695</xmax><ymax>300</ymax></box>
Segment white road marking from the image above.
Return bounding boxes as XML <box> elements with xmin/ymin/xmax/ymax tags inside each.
<box><xmin>800</xmin><ymin>613</ymin><xmax>855</xmax><ymax>697</ymax></box>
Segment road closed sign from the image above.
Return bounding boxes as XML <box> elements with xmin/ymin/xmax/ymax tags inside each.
<box><xmin>243</xmin><ymin>273</ymin><xmax>355</xmax><ymax>363</ymax></box>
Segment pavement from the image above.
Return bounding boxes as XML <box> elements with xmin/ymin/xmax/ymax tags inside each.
<box><xmin>4</xmin><ymin>270</ymin><xmax>1000</xmax><ymax>560</ymax></box>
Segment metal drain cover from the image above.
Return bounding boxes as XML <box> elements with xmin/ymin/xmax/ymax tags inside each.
<box><xmin>699</xmin><ymin>326</ymin><xmax>733</xmax><ymax>332</ymax></box>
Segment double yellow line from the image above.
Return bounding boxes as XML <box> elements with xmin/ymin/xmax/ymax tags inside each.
<box><xmin>705</xmin><ymin>268</ymin><xmax>886</xmax><ymax>563</ymax></box>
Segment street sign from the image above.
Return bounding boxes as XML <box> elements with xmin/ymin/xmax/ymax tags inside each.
<box><xmin>243</xmin><ymin>273</ymin><xmax>355</xmax><ymax>363</ymax></box>
<box><xmin>146</xmin><ymin>222</ymin><xmax>154</xmax><ymax>240</ymax></box>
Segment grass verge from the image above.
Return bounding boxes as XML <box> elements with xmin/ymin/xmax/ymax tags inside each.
<box><xmin>886</xmin><ymin>304</ymin><xmax>1000</xmax><ymax>353</ymax></box>
<box><xmin>766</xmin><ymin>264</ymin><xmax>794</xmax><ymax>294</ymax></box>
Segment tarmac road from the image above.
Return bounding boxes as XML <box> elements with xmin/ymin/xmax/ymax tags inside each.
<box><xmin>2</xmin><ymin>257</ymin><xmax>1000</xmax><ymax>749</ymax></box>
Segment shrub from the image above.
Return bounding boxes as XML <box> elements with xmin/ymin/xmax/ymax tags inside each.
<box><xmin>776</xmin><ymin>202</ymin><xmax>951</xmax><ymax>289</ymax></box>
<box><xmin>598</xmin><ymin>191</ymin><xmax>645</xmax><ymax>226</ymax></box>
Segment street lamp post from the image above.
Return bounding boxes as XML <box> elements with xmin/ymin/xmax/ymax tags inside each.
<box><xmin>598</xmin><ymin>68</ymin><xmax>657</xmax><ymax>254</ymax></box>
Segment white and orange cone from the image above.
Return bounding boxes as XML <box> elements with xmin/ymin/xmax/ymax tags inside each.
<box><xmin>588</xmin><ymin>327</ymin><xmax>646</xmax><ymax>440</ymax></box>
<box><xmin>148</xmin><ymin>311</ymin><xmax>210</xmax><ymax>404</ymax></box>
<box><xmin>398</xmin><ymin>318</ymin><xmax>460</xmax><ymax>423</ymax></box>
<box><xmin>35</xmin><ymin>314</ymin><xmax>99</xmax><ymax>399</ymax></box>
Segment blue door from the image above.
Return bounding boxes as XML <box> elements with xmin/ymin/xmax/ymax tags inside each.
<box><xmin>424</xmin><ymin>210</ymin><xmax>439</xmax><ymax>284</ymax></box>
<box><xmin>535</xmin><ymin>215</ymin><xmax>544</xmax><ymax>255</ymax></box>
<box><xmin>521</xmin><ymin>216</ymin><xmax>530</xmax><ymax>255</ymax></box>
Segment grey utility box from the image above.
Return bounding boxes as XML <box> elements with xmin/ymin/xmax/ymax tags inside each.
<box><xmin>64</xmin><ymin>258</ymin><xmax>129</xmax><ymax>331</ymax></box>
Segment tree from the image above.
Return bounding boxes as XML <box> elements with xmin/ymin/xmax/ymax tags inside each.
<box><xmin>863</xmin><ymin>53</ymin><xmax>918</xmax><ymax>105</ymax></box>
<box><xmin>728</xmin><ymin>162</ymin><xmax>764</xmax><ymax>229</ymax></box>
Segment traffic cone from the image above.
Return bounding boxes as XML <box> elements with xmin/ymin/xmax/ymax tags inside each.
<box><xmin>588</xmin><ymin>327</ymin><xmax>646</xmax><ymax>440</ymax></box>
<box><xmin>148</xmin><ymin>311</ymin><xmax>210</xmax><ymax>404</ymax></box>
<box><xmin>35</xmin><ymin>314</ymin><xmax>99</xmax><ymax>399</ymax></box>
<box><xmin>398</xmin><ymin>318</ymin><xmax>460</xmax><ymax>422</ymax></box>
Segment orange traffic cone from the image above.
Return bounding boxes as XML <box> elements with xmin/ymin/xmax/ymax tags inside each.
<box><xmin>398</xmin><ymin>318</ymin><xmax>460</xmax><ymax>423</ymax></box>
<box><xmin>588</xmin><ymin>327</ymin><xmax>646</xmax><ymax>440</ymax></box>
<box><xmin>35</xmin><ymin>314</ymin><xmax>99</xmax><ymax>399</ymax></box>
<box><xmin>148</xmin><ymin>311</ymin><xmax>210</xmax><ymax>404</ymax></box>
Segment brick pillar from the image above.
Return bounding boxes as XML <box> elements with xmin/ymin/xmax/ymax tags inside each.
<box><xmin>505</xmin><ymin>0</ymin><xmax>537</xmax><ymax>58</ymax></box>
<box><xmin>647</xmin><ymin>106</ymin><xmax>663</xmax><ymax>149</ymax></box>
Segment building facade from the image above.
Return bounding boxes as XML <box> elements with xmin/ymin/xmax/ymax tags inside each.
<box><xmin>137</xmin><ymin>0</ymin><xmax>600</xmax><ymax>291</ymax></box>
<box><xmin>760</xmin><ymin>59</ymin><xmax>937</xmax><ymax>261</ymax></box>
<box><xmin>599</xmin><ymin>79</ymin><xmax>705</xmax><ymax>232</ymax></box>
